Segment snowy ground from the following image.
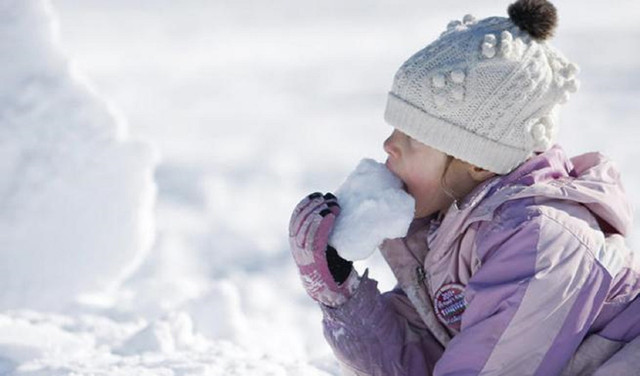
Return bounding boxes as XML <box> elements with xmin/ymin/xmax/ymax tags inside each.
<box><xmin>2</xmin><ymin>0</ymin><xmax>640</xmax><ymax>374</ymax></box>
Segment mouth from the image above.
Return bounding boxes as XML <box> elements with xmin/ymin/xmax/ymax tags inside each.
<box><xmin>385</xmin><ymin>159</ymin><xmax>397</xmax><ymax>176</ymax></box>
<box><xmin>385</xmin><ymin>158</ymin><xmax>397</xmax><ymax>172</ymax></box>
<box><xmin>385</xmin><ymin>159</ymin><xmax>408</xmax><ymax>192</ymax></box>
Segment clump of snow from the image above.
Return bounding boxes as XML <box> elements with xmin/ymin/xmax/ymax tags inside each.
<box><xmin>329</xmin><ymin>158</ymin><xmax>415</xmax><ymax>261</ymax></box>
<box><xmin>0</xmin><ymin>310</ymin><xmax>332</xmax><ymax>376</ymax></box>
<box><xmin>0</xmin><ymin>0</ymin><xmax>157</xmax><ymax>310</ymax></box>
<box><xmin>115</xmin><ymin>312</ymin><xmax>208</xmax><ymax>355</ymax></box>
<box><xmin>0</xmin><ymin>310</ymin><xmax>103</xmax><ymax>373</ymax></box>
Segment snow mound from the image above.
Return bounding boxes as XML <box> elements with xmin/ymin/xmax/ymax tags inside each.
<box><xmin>0</xmin><ymin>310</ymin><xmax>332</xmax><ymax>376</ymax></box>
<box><xmin>0</xmin><ymin>0</ymin><xmax>157</xmax><ymax>310</ymax></box>
<box><xmin>115</xmin><ymin>312</ymin><xmax>206</xmax><ymax>355</ymax></box>
<box><xmin>185</xmin><ymin>280</ymin><xmax>250</xmax><ymax>344</ymax></box>
<box><xmin>329</xmin><ymin>158</ymin><xmax>415</xmax><ymax>261</ymax></box>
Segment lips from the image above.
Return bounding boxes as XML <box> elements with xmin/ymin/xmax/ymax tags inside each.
<box><xmin>385</xmin><ymin>158</ymin><xmax>398</xmax><ymax>176</ymax></box>
<box><xmin>385</xmin><ymin>159</ymin><xmax>409</xmax><ymax>193</ymax></box>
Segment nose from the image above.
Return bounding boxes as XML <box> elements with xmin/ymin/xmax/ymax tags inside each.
<box><xmin>383</xmin><ymin>130</ymin><xmax>399</xmax><ymax>158</ymax></box>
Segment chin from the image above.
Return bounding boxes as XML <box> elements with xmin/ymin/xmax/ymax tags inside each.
<box><xmin>413</xmin><ymin>200</ymin><xmax>440</xmax><ymax>219</ymax></box>
<box><xmin>414</xmin><ymin>208</ymin><xmax>437</xmax><ymax>219</ymax></box>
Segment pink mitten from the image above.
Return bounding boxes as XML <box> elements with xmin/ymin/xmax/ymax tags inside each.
<box><xmin>289</xmin><ymin>192</ymin><xmax>360</xmax><ymax>307</ymax></box>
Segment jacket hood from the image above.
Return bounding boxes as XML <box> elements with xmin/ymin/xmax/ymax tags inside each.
<box><xmin>436</xmin><ymin>144</ymin><xmax>634</xmax><ymax>240</ymax></box>
<box><xmin>507</xmin><ymin>145</ymin><xmax>633</xmax><ymax>236</ymax></box>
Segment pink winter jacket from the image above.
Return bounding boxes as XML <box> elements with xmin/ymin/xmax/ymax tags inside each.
<box><xmin>320</xmin><ymin>144</ymin><xmax>640</xmax><ymax>376</ymax></box>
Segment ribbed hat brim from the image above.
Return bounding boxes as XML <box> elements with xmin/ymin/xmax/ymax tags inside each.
<box><xmin>384</xmin><ymin>93</ymin><xmax>531</xmax><ymax>175</ymax></box>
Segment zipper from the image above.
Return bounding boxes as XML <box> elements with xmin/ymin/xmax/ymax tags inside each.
<box><xmin>416</xmin><ymin>265</ymin><xmax>435</xmax><ymax>308</ymax></box>
<box><xmin>416</xmin><ymin>266</ymin><xmax>427</xmax><ymax>290</ymax></box>
<box><xmin>413</xmin><ymin>265</ymin><xmax>450</xmax><ymax>347</ymax></box>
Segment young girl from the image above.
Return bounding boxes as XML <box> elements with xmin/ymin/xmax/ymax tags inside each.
<box><xmin>289</xmin><ymin>1</ymin><xmax>640</xmax><ymax>375</ymax></box>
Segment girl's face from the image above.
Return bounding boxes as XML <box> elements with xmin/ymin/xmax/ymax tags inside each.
<box><xmin>383</xmin><ymin>129</ymin><xmax>455</xmax><ymax>219</ymax></box>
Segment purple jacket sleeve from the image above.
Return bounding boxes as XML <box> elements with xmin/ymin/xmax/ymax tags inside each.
<box><xmin>434</xmin><ymin>207</ymin><xmax>611</xmax><ymax>376</ymax></box>
<box><xmin>321</xmin><ymin>271</ymin><xmax>444</xmax><ymax>376</ymax></box>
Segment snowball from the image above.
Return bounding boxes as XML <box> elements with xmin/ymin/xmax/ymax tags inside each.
<box><xmin>328</xmin><ymin>159</ymin><xmax>415</xmax><ymax>261</ymax></box>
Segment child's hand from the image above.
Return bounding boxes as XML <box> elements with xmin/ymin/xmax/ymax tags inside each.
<box><xmin>288</xmin><ymin>192</ymin><xmax>360</xmax><ymax>307</ymax></box>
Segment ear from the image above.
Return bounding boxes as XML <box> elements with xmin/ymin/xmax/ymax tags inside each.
<box><xmin>468</xmin><ymin>165</ymin><xmax>497</xmax><ymax>182</ymax></box>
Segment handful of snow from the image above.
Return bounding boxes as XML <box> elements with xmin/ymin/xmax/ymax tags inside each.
<box><xmin>328</xmin><ymin>159</ymin><xmax>415</xmax><ymax>261</ymax></box>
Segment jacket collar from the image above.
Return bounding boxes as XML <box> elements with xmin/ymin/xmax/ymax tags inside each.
<box><xmin>427</xmin><ymin>144</ymin><xmax>633</xmax><ymax>255</ymax></box>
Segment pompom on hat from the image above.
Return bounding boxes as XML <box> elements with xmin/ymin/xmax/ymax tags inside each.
<box><xmin>384</xmin><ymin>0</ymin><xmax>580</xmax><ymax>174</ymax></box>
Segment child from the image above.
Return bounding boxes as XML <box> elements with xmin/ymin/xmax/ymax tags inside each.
<box><xmin>288</xmin><ymin>0</ymin><xmax>640</xmax><ymax>375</ymax></box>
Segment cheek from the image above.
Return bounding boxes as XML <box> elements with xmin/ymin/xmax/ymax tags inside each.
<box><xmin>402</xmin><ymin>162</ymin><xmax>441</xmax><ymax>196</ymax></box>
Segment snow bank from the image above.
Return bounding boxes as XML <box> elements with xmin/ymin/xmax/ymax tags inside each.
<box><xmin>0</xmin><ymin>0</ymin><xmax>157</xmax><ymax>310</ymax></box>
<box><xmin>329</xmin><ymin>159</ymin><xmax>415</xmax><ymax>261</ymax></box>
<box><xmin>0</xmin><ymin>311</ymin><xmax>332</xmax><ymax>376</ymax></box>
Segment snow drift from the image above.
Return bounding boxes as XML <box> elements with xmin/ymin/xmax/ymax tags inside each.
<box><xmin>0</xmin><ymin>0</ymin><xmax>157</xmax><ymax>310</ymax></box>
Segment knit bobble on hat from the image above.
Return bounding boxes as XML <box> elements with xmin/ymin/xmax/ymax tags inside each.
<box><xmin>482</xmin><ymin>34</ymin><xmax>497</xmax><ymax>58</ymax></box>
<box><xmin>463</xmin><ymin>14</ymin><xmax>477</xmax><ymax>25</ymax></box>
<box><xmin>450</xmin><ymin>70</ymin><xmax>466</xmax><ymax>84</ymax></box>
<box><xmin>527</xmin><ymin>115</ymin><xmax>556</xmax><ymax>151</ymax></box>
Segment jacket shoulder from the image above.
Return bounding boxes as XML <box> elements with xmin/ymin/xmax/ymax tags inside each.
<box><xmin>482</xmin><ymin>195</ymin><xmax>604</xmax><ymax>255</ymax></box>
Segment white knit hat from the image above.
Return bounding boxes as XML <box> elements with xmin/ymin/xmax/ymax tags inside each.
<box><xmin>384</xmin><ymin>0</ymin><xmax>580</xmax><ymax>174</ymax></box>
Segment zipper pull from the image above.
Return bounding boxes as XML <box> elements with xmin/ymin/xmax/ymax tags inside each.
<box><xmin>416</xmin><ymin>266</ymin><xmax>426</xmax><ymax>283</ymax></box>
